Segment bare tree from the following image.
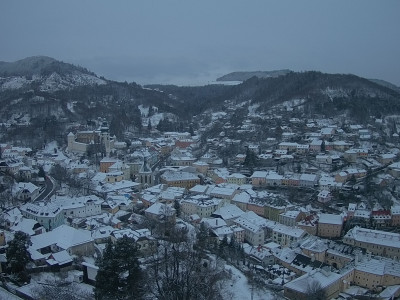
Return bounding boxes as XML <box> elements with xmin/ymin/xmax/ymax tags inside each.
<box><xmin>306</xmin><ymin>280</ymin><xmax>326</xmax><ymax>300</ymax></box>
<box><xmin>32</xmin><ymin>279</ymin><xmax>94</xmax><ymax>300</ymax></box>
<box><xmin>146</xmin><ymin>227</ymin><xmax>230</xmax><ymax>300</ymax></box>
<box><xmin>0</xmin><ymin>174</ymin><xmax>15</xmax><ymax>208</ymax></box>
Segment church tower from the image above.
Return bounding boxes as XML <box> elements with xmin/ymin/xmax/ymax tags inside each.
<box><xmin>99</xmin><ymin>122</ymin><xmax>112</xmax><ymax>156</ymax></box>
<box><xmin>139</xmin><ymin>157</ymin><xmax>154</xmax><ymax>188</ymax></box>
<box><xmin>67</xmin><ymin>132</ymin><xmax>75</xmax><ymax>152</ymax></box>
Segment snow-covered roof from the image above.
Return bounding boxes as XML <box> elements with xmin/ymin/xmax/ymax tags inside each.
<box><xmin>213</xmin><ymin>204</ymin><xmax>244</xmax><ymax>220</ymax></box>
<box><xmin>273</xmin><ymin>224</ymin><xmax>305</xmax><ymax>238</ymax></box>
<box><xmin>50</xmin><ymin>250</ymin><xmax>73</xmax><ymax>265</ymax></box>
<box><xmin>232</xmin><ymin>192</ymin><xmax>251</xmax><ymax>204</ymax></box>
<box><xmin>344</xmin><ymin>226</ymin><xmax>400</xmax><ymax>248</ymax></box>
<box><xmin>284</xmin><ymin>269</ymin><xmax>342</xmax><ymax>293</ymax></box>
<box><xmin>391</xmin><ymin>206</ymin><xmax>400</xmax><ymax>215</ymax></box>
<box><xmin>189</xmin><ymin>184</ymin><xmax>210</xmax><ymax>194</ymax></box>
<box><xmin>355</xmin><ymin>257</ymin><xmax>400</xmax><ymax>277</ymax></box>
<box><xmin>30</xmin><ymin>225</ymin><xmax>93</xmax><ymax>252</ymax></box>
<box><xmin>202</xmin><ymin>217</ymin><xmax>227</xmax><ymax>228</ymax></box>
<box><xmin>234</xmin><ymin>211</ymin><xmax>274</xmax><ymax>233</ymax></box>
<box><xmin>299</xmin><ymin>173</ymin><xmax>317</xmax><ymax>182</ymax></box>
<box><xmin>145</xmin><ymin>202</ymin><xmax>175</xmax><ymax>216</ymax></box>
<box><xmin>209</xmin><ymin>186</ymin><xmax>237</xmax><ymax>196</ymax></box>
<box><xmin>318</xmin><ymin>213</ymin><xmax>343</xmax><ymax>225</ymax></box>
<box><xmin>161</xmin><ymin>170</ymin><xmax>199</xmax><ymax>181</ymax></box>
<box><xmin>21</xmin><ymin>202</ymin><xmax>62</xmax><ymax>218</ymax></box>
<box><xmin>250</xmin><ymin>171</ymin><xmax>268</xmax><ymax>178</ymax></box>
<box><xmin>16</xmin><ymin>182</ymin><xmax>39</xmax><ymax>193</ymax></box>
<box><xmin>10</xmin><ymin>218</ymin><xmax>42</xmax><ymax>236</ymax></box>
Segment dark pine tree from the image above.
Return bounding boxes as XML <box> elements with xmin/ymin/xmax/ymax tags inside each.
<box><xmin>38</xmin><ymin>166</ymin><xmax>46</xmax><ymax>178</ymax></box>
<box><xmin>321</xmin><ymin>139</ymin><xmax>326</xmax><ymax>153</ymax></box>
<box><xmin>95</xmin><ymin>237</ymin><xmax>144</xmax><ymax>300</ymax></box>
<box><xmin>174</xmin><ymin>199</ymin><xmax>181</xmax><ymax>218</ymax></box>
<box><xmin>188</xmin><ymin>124</ymin><xmax>195</xmax><ymax>136</ymax></box>
<box><xmin>196</xmin><ymin>222</ymin><xmax>209</xmax><ymax>253</ymax></box>
<box><xmin>6</xmin><ymin>231</ymin><xmax>31</xmax><ymax>283</ymax></box>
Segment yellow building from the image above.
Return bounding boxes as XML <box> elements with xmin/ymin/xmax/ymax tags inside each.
<box><xmin>317</xmin><ymin>214</ymin><xmax>343</xmax><ymax>238</ymax></box>
<box><xmin>160</xmin><ymin>170</ymin><xmax>200</xmax><ymax>190</ymax></box>
<box><xmin>343</xmin><ymin>226</ymin><xmax>400</xmax><ymax>259</ymax></box>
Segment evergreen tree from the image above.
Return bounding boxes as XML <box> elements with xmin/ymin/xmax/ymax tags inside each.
<box><xmin>95</xmin><ymin>237</ymin><xmax>144</xmax><ymax>300</ymax></box>
<box><xmin>188</xmin><ymin>124</ymin><xmax>195</xmax><ymax>136</ymax></box>
<box><xmin>364</xmin><ymin>167</ymin><xmax>372</xmax><ymax>194</ymax></box>
<box><xmin>38</xmin><ymin>166</ymin><xmax>46</xmax><ymax>178</ymax></box>
<box><xmin>6</xmin><ymin>231</ymin><xmax>31</xmax><ymax>283</ymax></box>
<box><xmin>196</xmin><ymin>222</ymin><xmax>209</xmax><ymax>252</ymax></box>
<box><xmin>148</xmin><ymin>119</ymin><xmax>152</xmax><ymax>131</ymax></box>
<box><xmin>148</xmin><ymin>106</ymin><xmax>154</xmax><ymax>117</ymax></box>
<box><xmin>321</xmin><ymin>139</ymin><xmax>326</xmax><ymax>152</ymax></box>
<box><xmin>243</xmin><ymin>148</ymin><xmax>257</xmax><ymax>171</ymax></box>
<box><xmin>348</xmin><ymin>174</ymin><xmax>356</xmax><ymax>185</ymax></box>
<box><xmin>218</xmin><ymin>235</ymin><xmax>229</xmax><ymax>258</ymax></box>
<box><xmin>174</xmin><ymin>199</ymin><xmax>181</xmax><ymax>217</ymax></box>
<box><xmin>50</xmin><ymin>163</ymin><xmax>68</xmax><ymax>185</ymax></box>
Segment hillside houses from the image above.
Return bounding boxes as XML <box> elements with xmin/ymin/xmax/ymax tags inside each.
<box><xmin>2</xmin><ymin>103</ymin><xmax>400</xmax><ymax>299</ymax></box>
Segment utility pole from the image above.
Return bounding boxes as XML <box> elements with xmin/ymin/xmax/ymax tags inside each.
<box><xmin>251</xmin><ymin>264</ymin><xmax>255</xmax><ymax>300</ymax></box>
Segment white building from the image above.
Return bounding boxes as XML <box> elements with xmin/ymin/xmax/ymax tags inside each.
<box><xmin>51</xmin><ymin>195</ymin><xmax>103</xmax><ymax>219</ymax></box>
<box><xmin>234</xmin><ymin>211</ymin><xmax>272</xmax><ymax>246</ymax></box>
<box><xmin>181</xmin><ymin>196</ymin><xmax>222</xmax><ymax>218</ymax></box>
<box><xmin>272</xmin><ymin>224</ymin><xmax>306</xmax><ymax>247</ymax></box>
<box><xmin>20</xmin><ymin>202</ymin><xmax>64</xmax><ymax>231</ymax></box>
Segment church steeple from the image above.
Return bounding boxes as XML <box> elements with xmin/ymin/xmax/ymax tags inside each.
<box><xmin>139</xmin><ymin>156</ymin><xmax>153</xmax><ymax>187</ymax></box>
<box><xmin>140</xmin><ymin>156</ymin><xmax>152</xmax><ymax>173</ymax></box>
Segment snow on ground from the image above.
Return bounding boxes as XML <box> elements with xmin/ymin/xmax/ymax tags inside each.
<box><xmin>39</xmin><ymin>73</ymin><xmax>106</xmax><ymax>92</ymax></box>
<box><xmin>248</xmin><ymin>104</ymin><xmax>260</xmax><ymax>116</ymax></box>
<box><xmin>0</xmin><ymin>287</ymin><xmax>21</xmax><ymax>299</ymax></box>
<box><xmin>222</xmin><ymin>265</ymin><xmax>282</xmax><ymax>300</ymax></box>
<box><xmin>139</xmin><ymin>104</ymin><xmax>169</xmax><ymax>127</ymax></box>
<box><xmin>67</xmin><ymin>102</ymin><xmax>75</xmax><ymax>113</ymax></box>
<box><xmin>281</xmin><ymin>98</ymin><xmax>306</xmax><ymax>109</ymax></box>
<box><xmin>43</xmin><ymin>141</ymin><xmax>59</xmax><ymax>153</ymax></box>
<box><xmin>138</xmin><ymin>104</ymin><xmax>149</xmax><ymax>116</ymax></box>
<box><xmin>149</xmin><ymin>112</ymin><xmax>165</xmax><ymax>126</ymax></box>
<box><xmin>212</xmin><ymin>112</ymin><xmax>227</xmax><ymax>121</ymax></box>
<box><xmin>16</xmin><ymin>271</ymin><xmax>94</xmax><ymax>299</ymax></box>
<box><xmin>0</xmin><ymin>76</ymin><xmax>30</xmax><ymax>90</ymax></box>
<box><xmin>321</xmin><ymin>87</ymin><xmax>349</xmax><ymax>100</ymax></box>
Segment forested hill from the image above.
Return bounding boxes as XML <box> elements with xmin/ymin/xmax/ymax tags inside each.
<box><xmin>0</xmin><ymin>57</ymin><xmax>186</xmax><ymax>148</ymax></box>
<box><xmin>216</xmin><ymin>70</ymin><xmax>291</xmax><ymax>81</ymax></box>
<box><xmin>1</xmin><ymin>56</ymin><xmax>400</xmax><ymax>149</ymax></box>
<box><xmin>148</xmin><ymin>71</ymin><xmax>400</xmax><ymax>121</ymax></box>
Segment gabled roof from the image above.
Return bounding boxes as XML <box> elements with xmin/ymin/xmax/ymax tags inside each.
<box><xmin>30</xmin><ymin>225</ymin><xmax>93</xmax><ymax>251</ymax></box>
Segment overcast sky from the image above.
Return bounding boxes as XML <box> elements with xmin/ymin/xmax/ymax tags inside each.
<box><xmin>1</xmin><ymin>1</ymin><xmax>399</xmax><ymax>85</ymax></box>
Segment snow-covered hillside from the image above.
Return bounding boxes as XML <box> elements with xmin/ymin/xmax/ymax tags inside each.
<box><xmin>0</xmin><ymin>72</ymin><xmax>106</xmax><ymax>92</ymax></box>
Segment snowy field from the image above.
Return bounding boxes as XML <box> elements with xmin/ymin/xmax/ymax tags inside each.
<box><xmin>222</xmin><ymin>265</ymin><xmax>283</xmax><ymax>300</ymax></box>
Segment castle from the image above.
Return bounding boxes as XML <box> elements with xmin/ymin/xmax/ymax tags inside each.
<box><xmin>67</xmin><ymin>122</ymin><xmax>115</xmax><ymax>156</ymax></box>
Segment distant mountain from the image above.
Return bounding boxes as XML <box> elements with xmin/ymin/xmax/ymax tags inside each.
<box><xmin>0</xmin><ymin>55</ymin><xmax>101</xmax><ymax>77</ymax></box>
<box><xmin>368</xmin><ymin>78</ymin><xmax>400</xmax><ymax>93</ymax></box>
<box><xmin>216</xmin><ymin>70</ymin><xmax>292</xmax><ymax>82</ymax></box>
<box><xmin>0</xmin><ymin>56</ymin><xmax>106</xmax><ymax>92</ymax></box>
<box><xmin>1</xmin><ymin>56</ymin><xmax>400</xmax><ymax>150</ymax></box>
<box><xmin>0</xmin><ymin>56</ymin><xmax>186</xmax><ymax>148</ymax></box>
<box><xmin>151</xmin><ymin>71</ymin><xmax>400</xmax><ymax>123</ymax></box>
